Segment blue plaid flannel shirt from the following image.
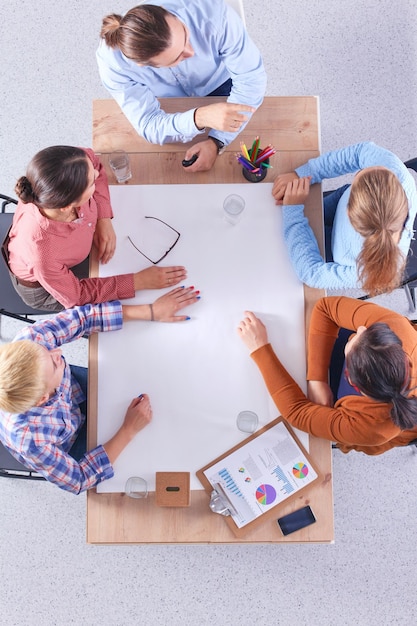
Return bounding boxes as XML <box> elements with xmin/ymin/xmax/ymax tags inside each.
<box><xmin>0</xmin><ymin>302</ymin><xmax>123</xmax><ymax>494</ymax></box>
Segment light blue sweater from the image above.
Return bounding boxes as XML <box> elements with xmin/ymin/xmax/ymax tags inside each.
<box><xmin>282</xmin><ymin>142</ymin><xmax>417</xmax><ymax>289</ymax></box>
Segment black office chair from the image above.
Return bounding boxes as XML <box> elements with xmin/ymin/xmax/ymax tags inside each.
<box><xmin>0</xmin><ymin>194</ymin><xmax>47</xmax><ymax>479</ymax></box>
<box><xmin>0</xmin><ymin>196</ymin><xmax>89</xmax><ymax>480</ymax></box>
<box><xmin>398</xmin><ymin>158</ymin><xmax>417</xmax><ymax>310</ymax></box>
<box><xmin>0</xmin><ymin>193</ymin><xmax>52</xmax><ymax>325</ymax></box>
<box><xmin>1</xmin><ymin>193</ymin><xmax>90</xmax><ymax>326</ymax></box>
<box><xmin>0</xmin><ymin>441</ymin><xmax>45</xmax><ymax>480</ymax></box>
<box><xmin>323</xmin><ymin>160</ymin><xmax>417</xmax><ymax>310</ymax></box>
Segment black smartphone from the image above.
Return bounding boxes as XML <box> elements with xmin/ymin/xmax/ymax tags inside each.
<box><xmin>277</xmin><ymin>505</ymin><xmax>316</xmax><ymax>536</ymax></box>
<box><xmin>182</xmin><ymin>154</ymin><xmax>198</xmax><ymax>167</ymax></box>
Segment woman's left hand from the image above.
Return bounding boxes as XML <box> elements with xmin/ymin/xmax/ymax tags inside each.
<box><xmin>94</xmin><ymin>218</ymin><xmax>116</xmax><ymax>264</ymax></box>
<box><xmin>283</xmin><ymin>176</ymin><xmax>311</xmax><ymax>206</ymax></box>
<box><xmin>237</xmin><ymin>311</ymin><xmax>269</xmax><ymax>352</ymax></box>
<box><xmin>152</xmin><ymin>286</ymin><xmax>200</xmax><ymax>322</ymax></box>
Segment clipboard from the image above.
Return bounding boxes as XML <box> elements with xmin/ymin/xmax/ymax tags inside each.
<box><xmin>196</xmin><ymin>417</ymin><xmax>322</xmax><ymax>537</ymax></box>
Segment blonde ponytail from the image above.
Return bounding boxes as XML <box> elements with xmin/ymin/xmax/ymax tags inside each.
<box><xmin>348</xmin><ymin>168</ymin><xmax>408</xmax><ymax>295</ymax></box>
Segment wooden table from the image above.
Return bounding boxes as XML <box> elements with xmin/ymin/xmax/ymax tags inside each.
<box><xmin>87</xmin><ymin>96</ymin><xmax>333</xmax><ymax>543</ymax></box>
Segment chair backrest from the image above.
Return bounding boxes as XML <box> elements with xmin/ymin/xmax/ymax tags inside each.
<box><xmin>1</xmin><ymin>194</ymin><xmax>17</xmax><ymax>212</ymax></box>
<box><xmin>0</xmin><ymin>441</ymin><xmax>45</xmax><ymax>480</ymax></box>
<box><xmin>0</xmin><ymin>194</ymin><xmax>52</xmax><ymax>322</ymax></box>
<box><xmin>404</xmin><ymin>158</ymin><xmax>417</xmax><ymax>173</ymax></box>
<box><xmin>400</xmin><ymin>159</ymin><xmax>417</xmax><ymax>287</ymax></box>
<box><xmin>0</xmin><ymin>195</ymin><xmax>46</xmax><ymax>480</ymax></box>
<box><xmin>352</xmin><ymin>158</ymin><xmax>417</xmax><ymax>302</ymax></box>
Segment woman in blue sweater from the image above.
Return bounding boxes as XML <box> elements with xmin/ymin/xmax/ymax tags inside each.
<box><xmin>272</xmin><ymin>142</ymin><xmax>417</xmax><ymax>295</ymax></box>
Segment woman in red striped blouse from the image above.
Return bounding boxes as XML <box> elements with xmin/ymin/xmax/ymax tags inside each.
<box><xmin>7</xmin><ymin>145</ymin><xmax>187</xmax><ymax>311</ymax></box>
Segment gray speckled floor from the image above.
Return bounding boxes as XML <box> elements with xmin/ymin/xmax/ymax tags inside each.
<box><xmin>1</xmin><ymin>1</ymin><xmax>417</xmax><ymax>625</ymax></box>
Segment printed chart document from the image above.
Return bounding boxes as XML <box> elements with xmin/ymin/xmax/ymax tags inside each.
<box><xmin>198</xmin><ymin>419</ymin><xmax>319</xmax><ymax>532</ymax></box>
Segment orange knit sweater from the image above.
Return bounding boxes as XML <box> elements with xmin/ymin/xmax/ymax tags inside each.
<box><xmin>250</xmin><ymin>296</ymin><xmax>417</xmax><ymax>455</ymax></box>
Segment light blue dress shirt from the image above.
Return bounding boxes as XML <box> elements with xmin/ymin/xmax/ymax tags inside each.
<box><xmin>282</xmin><ymin>142</ymin><xmax>417</xmax><ymax>289</ymax></box>
<box><xmin>96</xmin><ymin>0</ymin><xmax>266</xmax><ymax>145</ymax></box>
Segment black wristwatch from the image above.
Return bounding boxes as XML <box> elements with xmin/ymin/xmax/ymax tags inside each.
<box><xmin>208</xmin><ymin>136</ymin><xmax>226</xmax><ymax>155</ymax></box>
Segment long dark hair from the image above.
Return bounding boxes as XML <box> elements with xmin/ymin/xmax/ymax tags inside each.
<box><xmin>346</xmin><ymin>322</ymin><xmax>417</xmax><ymax>430</ymax></box>
<box><xmin>14</xmin><ymin>146</ymin><xmax>89</xmax><ymax>209</ymax></box>
<box><xmin>100</xmin><ymin>6</ymin><xmax>172</xmax><ymax>64</ymax></box>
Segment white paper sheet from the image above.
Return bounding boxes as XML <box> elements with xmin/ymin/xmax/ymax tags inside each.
<box><xmin>96</xmin><ymin>183</ymin><xmax>307</xmax><ymax>492</ymax></box>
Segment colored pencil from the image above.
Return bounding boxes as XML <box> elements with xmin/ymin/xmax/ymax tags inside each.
<box><xmin>240</xmin><ymin>142</ymin><xmax>251</xmax><ymax>161</ymax></box>
<box><xmin>237</xmin><ymin>154</ymin><xmax>259</xmax><ymax>171</ymax></box>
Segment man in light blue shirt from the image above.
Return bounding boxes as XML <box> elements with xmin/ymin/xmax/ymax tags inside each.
<box><xmin>97</xmin><ymin>0</ymin><xmax>266</xmax><ymax>172</ymax></box>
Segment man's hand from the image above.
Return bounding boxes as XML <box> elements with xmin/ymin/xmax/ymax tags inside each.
<box><xmin>237</xmin><ymin>310</ymin><xmax>269</xmax><ymax>353</ymax></box>
<box><xmin>134</xmin><ymin>266</ymin><xmax>187</xmax><ymax>291</ymax></box>
<box><xmin>194</xmin><ymin>102</ymin><xmax>255</xmax><ymax>133</ymax></box>
<box><xmin>272</xmin><ymin>172</ymin><xmax>299</xmax><ymax>205</ymax></box>
<box><xmin>182</xmin><ymin>140</ymin><xmax>218</xmax><ymax>173</ymax></box>
<box><xmin>94</xmin><ymin>218</ymin><xmax>116</xmax><ymax>263</ymax></box>
<box><xmin>282</xmin><ymin>176</ymin><xmax>311</xmax><ymax>206</ymax></box>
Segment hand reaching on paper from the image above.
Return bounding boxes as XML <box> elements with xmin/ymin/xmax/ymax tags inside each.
<box><xmin>194</xmin><ymin>102</ymin><xmax>255</xmax><ymax>133</ymax></box>
<box><xmin>103</xmin><ymin>394</ymin><xmax>153</xmax><ymax>465</ymax></box>
<box><xmin>182</xmin><ymin>139</ymin><xmax>218</xmax><ymax>173</ymax></box>
<box><xmin>152</xmin><ymin>286</ymin><xmax>200</xmax><ymax>322</ymax></box>
<box><xmin>307</xmin><ymin>381</ymin><xmax>334</xmax><ymax>407</ymax></box>
<box><xmin>237</xmin><ymin>311</ymin><xmax>269</xmax><ymax>353</ymax></box>
<box><xmin>134</xmin><ymin>266</ymin><xmax>187</xmax><ymax>291</ymax></box>
<box><xmin>123</xmin><ymin>394</ymin><xmax>153</xmax><ymax>438</ymax></box>
<box><xmin>282</xmin><ymin>176</ymin><xmax>311</xmax><ymax>206</ymax></box>
<box><xmin>272</xmin><ymin>172</ymin><xmax>299</xmax><ymax>205</ymax></box>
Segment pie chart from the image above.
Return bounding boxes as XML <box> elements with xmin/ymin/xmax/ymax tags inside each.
<box><xmin>255</xmin><ymin>484</ymin><xmax>276</xmax><ymax>505</ymax></box>
<box><xmin>292</xmin><ymin>462</ymin><xmax>309</xmax><ymax>479</ymax></box>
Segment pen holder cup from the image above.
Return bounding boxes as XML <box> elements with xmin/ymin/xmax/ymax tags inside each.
<box><xmin>241</xmin><ymin>157</ymin><xmax>269</xmax><ymax>183</ymax></box>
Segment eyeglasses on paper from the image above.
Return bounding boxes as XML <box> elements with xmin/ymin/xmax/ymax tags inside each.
<box><xmin>127</xmin><ymin>216</ymin><xmax>181</xmax><ymax>265</ymax></box>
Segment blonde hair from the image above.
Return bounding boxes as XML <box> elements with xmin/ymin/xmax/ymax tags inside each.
<box><xmin>348</xmin><ymin>168</ymin><xmax>409</xmax><ymax>296</ymax></box>
<box><xmin>0</xmin><ymin>341</ymin><xmax>47</xmax><ymax>413</ymax></box>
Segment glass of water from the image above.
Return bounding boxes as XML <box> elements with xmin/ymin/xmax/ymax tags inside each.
<box><xmin>109</xmin><ymin>150</ymin><xmax>132</xmax><ymax>183</ymax></box>
<box><xmin>125</xmin><ymin>476</ymin><xmax>148</xmax><ymax>499</ymax></box>
<box><xmin>223</xmin><ymin>194</ymin><xmax>245</xmax><ymax>224</ymax></box>
<box><xmin>236</xmin><ymin>410</ymin><xmax>259</xmax><ymax>433</ymax></box>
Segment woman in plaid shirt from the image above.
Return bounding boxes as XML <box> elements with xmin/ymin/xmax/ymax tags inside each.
<box><xmin>0</xmin><ymin>287</ymin><xmax>198</xmax><ymax>493</ymax></box>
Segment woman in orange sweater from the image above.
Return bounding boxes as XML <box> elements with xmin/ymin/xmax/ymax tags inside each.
<box><xmin>238</xmin><ymin>296</ymin><xmax>417</xmax><ymax>455</ymax></box>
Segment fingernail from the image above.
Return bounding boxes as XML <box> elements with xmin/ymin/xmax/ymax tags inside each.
<box><xmin>195</xmin><ymin>290</ymin><xmax>200</xmax><ymax>295</ymax></box>
<box><xmin>138</xmin><ymin>394</ymin><xmax>144</xmax><ymax>400</ymax></box>
<box><xmin>186</xmin><ymin>316</ymin><xmax>191</xmax><ymax>320</ymax></box>
<box><xmin>180</xmin><ymin>285</ymin><xmax>185</xmax><ymax>288</ymax></box>
<box><xmin>189</xmin><ymin>285</ymin><xmax>194</xmax><ymax>290</ymax></box>
<box><xmin>196</xmin><ymin>296</ymin><xmax>201</xmax><ymax>300</ymax></box>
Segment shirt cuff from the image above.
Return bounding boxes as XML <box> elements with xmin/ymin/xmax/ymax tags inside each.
<box><xmin>295</xmin><ymin>164</ymin><xmax>313</xmax><ymax>180</ymax></box>
<box><xmin>83</xmin><ymin>445</ymin><xmax>114</xmax><ymax>487</ymax></box>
